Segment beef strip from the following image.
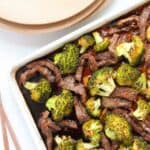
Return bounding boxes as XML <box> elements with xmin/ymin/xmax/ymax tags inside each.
<box><xmin>102</xmin><ymin>97</ymin><xmax>132</xmax><ymax>109</ymax></box>
<box><xmin>96</xmin><ymin>51</ymin><xmax>118</xmax><ymax>67</ymax></box>
<box><xmin>139</xmin><ymin>121</ymin><xmax>150</xmax><ymax>134</ymax></box>
<box><xmin>139</xmin><ymin>5</ymin><xmax>150</xmax><ymax>40</ymax></box>
<box><xmin>27</xmin><ymin>59</ymin><xmax>62</xmax><ymax>83</ymax></box>
<box><xmin>19</xmin><ymin>59</ymin><xmax>63</xmax><ymax>85</ymax></box>
<box><xmin>108</xmin><ymin>34</ymin><xmax>120</xmax><ymax>55</ymax></box>
<box><xmin>111</xmin><ymin>87</ymin><xmax>138</xmax><ymax>101</ymax></box>
<box><xmin>143</xmin><ymin>116</ymin><xmax>150</xmax><ymax>128</ymax></box>
<box><xmin>116</xmin><ymin>15</ymin><xmax>139</xmax><ymax>28</ymax></box>
<box><xmin>75</xmin><ymin>52</ymin><xmax>98</xmax><ymax>82</ymax></box>
<box><xmin>117</xmin><ymin>33</ymin><xmax>132</xmax><ymax>44</ymax></box>
<box><xmin>111</xmin><ymin>141</ymin><xmax>119</xmax><ymax>150</ymax></box>
<box><xmin>144</xmin><ymin>43</ymin><xmax>150</xmax><ymax>79</ymax></box>
<box><xmin>94</xmin><ymin>34</ymin><xmax>120</xmax><ymax>67</ymax></box>
<box><xmin>113</xmin><ymin>109</ymin><xmax>150</xmax><ymax>142</ymax></box>
<box><xmin>59</xmin><ymin>76</ymin><xmax>87</xmax><ymax>103</ymax></box>
<box><xmin>101</xmin><ymin>25</ymin><xmax>138</xmax><ymax>36</ymax></box>
<box><xmin>57</xmin><ymin>120</ymin><xmax>78</xmax><ymax>129</ymax></box>
<box><xmin>74</xmin><ymin>97</ymin><xmax>90</xmax><ymax>124</ymax></box>
<box><xmin>19</xmin><ymin>65</ymin><xmax>55</xmax><ymax>85</ymax></box>
<box><xmin>38</xmin><ymin>111</ymin><xmax>61</xmax><ymax>132</ymax></box>
<box><xmin>38</xmin><ymin>111</ymin><xmax>61</xmax><ymax>150</ymax></box>
<box><xmin>127</xmin><ymin>116</ymin><xmax>150</xmax><ymax>142</ymax></box>
<box><xmin>101</xmin><ymin>133</ymin><xmax>112</xmax><ymax>150</ymax></box>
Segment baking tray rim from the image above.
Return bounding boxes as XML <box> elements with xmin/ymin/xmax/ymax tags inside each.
<box><xmin>10</xmin><ymin>1</ymin><xmax>148</xmax><ymax>149</ymax></box>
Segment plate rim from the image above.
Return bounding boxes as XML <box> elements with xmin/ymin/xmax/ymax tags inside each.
<box><xmin>0</xmin><ymin>0</ymin><xmax>98</xmax><ymax>25</ymax></box>
<box><xmin>0</xmin><ymin>0</ymin><xmax>107</xmax><ymax>33</ymax></box>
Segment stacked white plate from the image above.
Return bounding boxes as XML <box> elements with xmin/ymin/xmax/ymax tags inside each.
<box><xmin>0</xmin><ymin>0</ymin><xmax>108</xmax><ymax>33</ymax></box>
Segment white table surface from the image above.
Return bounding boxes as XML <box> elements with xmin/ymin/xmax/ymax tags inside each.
<box><xmin>0</xmin><ymin>0</ymin><xmax>146</xmax><ymax>149</ymax></box>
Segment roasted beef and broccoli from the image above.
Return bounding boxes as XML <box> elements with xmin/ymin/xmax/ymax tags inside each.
<box><xmin>17</xmin><ymin>3</ymin><xmax>150</xmax><ymax>150</ymax></box>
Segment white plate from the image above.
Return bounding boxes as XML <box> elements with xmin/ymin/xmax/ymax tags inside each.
<box><xmin>10</xmin><ymin>1</ymin><xmax>147</xmax><ymax>150</ymax></box>
<box><xmin>0</xmin><ymin>0</ymin><xmax>95</xmax><ymax>25</ymax></box>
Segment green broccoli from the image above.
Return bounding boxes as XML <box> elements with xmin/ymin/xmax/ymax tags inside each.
<box><xmin>88</xmin><ymin>67</ymin><xmax>116</xmax><ymax>96</ymax></box>
<box><xmin>147</xmin><ymin>25</ymin><xmax>150</xmax><ymax>42</ymax></box>
<box><xmin>118</xmin><ymin>145</ymin><xmax>131</xmax><ymax>150</ymax></box>
<box><xmin>131</xmin><ymin>137</ymin><xmax>150</xmax><ymax>150</ymax></box>
<box><xmin>54</xmin><ymin>135</ymin><xmax>75</xmax><ymax>150</ymax></box>
<box><xmin>85</xmin><ymin>97</ymin><xmax>101</xmax><ymax>118</ymax></box>
<box><xmin>141</xmin><ymin>79</ymin><xmax>150</xmax><ymax>99</ymax></box>
<box><xmin>116</xmin><ymin>63</ymin><xmax>141</xmax><ymax>86</ymax></box>
<box><xmin>93</xmin><ymin>31</ymin><xmax>110</xmax><ymax>52</ymax></box>
<box><xmin>54</xmin><ymin>43</ymin><xmax>79</xmax><ymax>74</ymax></box>
<box><xmin>133</xmin><ymin>98</ymin><xmax>150</xmax><ymax>120</ymax></box>
<box><xmin>82</xmin><ymin>119</ymin><xmax>103</xmax><ymax>146</ymax></box>
<box><xmin>76</xmin><ymin>139</ymin><xmax>97</xmax><ymax>150</ymax></box>
<box><xmin>116</xmin><ymin>35</ymin><xmax>144</xmax><ymax>66</ymax></box>
<box><xmin>46</xmin><ymin>90</ymin><xmax>74</xmax><ymax>121</ymax></box>
<box><xmin>105</xmin><ymin>113</ymin><xmax>133</xmax><ymax>146</ymax></box>
<box><xmin>78</xmin><ymin>35</ymin><xmax>95</xmax><ymax>53</ymax></box>
<box><xmin>24</xmin><ymin>78</ymin><xmax>51</xmax><ymax>102</ymax></box>
<box><xmin>133</xmin><ymin>73</ymin><xmax>147</xmax><ymax>91</ymax></box>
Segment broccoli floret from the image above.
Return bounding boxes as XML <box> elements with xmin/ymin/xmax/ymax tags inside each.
<box><xmin>142</xmin><ymin>80</ymin><xmax>150</xmax><ymax>100</ymax></box>
<box><xmin>131</xmin><ymin>137</ymin><xmax>150</xmax><ymax>150</ymax></box>
<box><xmin>88</xmin><ymin>67</ymin><xmax>116</xmax><ymax>96</ymax></box>
<box><xmin>24</xmin><ymin>78</ymin><xmax>51</xmax><ymax>102</ymax></box>
<box><xmin>82</xmin><ymin>119</ymin><xmax>103</xmax><ymax>146</ymax></box>
<box><xmin>46</xmin><ymin>90</ymin><xmax>74</xmax><ymax>121</ymax></box>
<box><xmin>105</xmin><ymin>113</ymin><xmax>133</xmax><ymax>146</ymax></box>
<box><xmin>133</xmin><ymin>98</ymin><xmax>150</xmax><ymax>120</ymax></box>
<box><xmin>78</xmin><ymin>35</ymin><xmax>95</xmax><ymax>53</ymax></box>
<box><xmin>142</xmin><ymin>89</ymin><xmax>150</xmax><ymax>100</ymax></box>
<box><xmin>116</xmin><ymin>35</ymin><xmax>144</xmax><ymax>66</ymax></box>
<box><xmin>133</xmin><ymin>73</ymin><xmax>147</xmax><ymax>91</ymax></box>
<box><xmin>76</xmin><ymin>139</ymin><xmax>97</xmax><ymax>150</ymax></box>
<box><xmin>147</xmin><ymin>26</ymin><xmax>150</xmax><ymax>42</ymax></box>
<box><xmin>54</xmin><ymin>43</ymin><xmax>79</xmax><ymax>74</ymax></box>
<box><xmin>85</xmin><ymin>97</ymin><xmax>101</xmax><ymax>118</ymax></box>
<box><xmin>54</xmin><ymin>135</ymin><xmax>75</xmax><ymax>150</ymax></box>
<box><xmin>118</xmin><ymin>145</ymin><xmax>131</xmax><ymax>150</ymax></box>
<box><xmin>116</xmin><ymin>63</ymin><xmax>141</xmax><ymax>86</ymax></box>
<box><xmin>93</xmin><ymin>32</ymin><xmax>110</xmax><ymax>52</ymax></box>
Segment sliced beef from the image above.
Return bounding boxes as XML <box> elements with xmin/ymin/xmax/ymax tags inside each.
<box><xmin>75</xmin><ymin>52</ymin><xmax>98</xmax><ymax>82</ymax></box>
<box><xmin>109</xmin><ymin>34</ymin><xmax>120</xmax><ymax>55</ymax></box>
<box><xmin>101</xmin><ymin>133</ymin><xmax>112</xmax><ymax>150</ymax></box>
<box><xmin>74</xmin><ymin>97</ymin><xmax>90</xmax><ymax>124</ymax></box>
<box><xmin>38</xmin><ymin>111</ymin><xmax>61</xmax><ymax>132</ymax></box>
<box><xmin>127</xmin><ymin>116</ymin><xmax>150</xmax><ymax>142</ymax></box>
<box><xmin>113</xmin><ymin>109</ymin><xmax>150</xmax><ymax>142</ymax></box>
<box><xmin>116</xmin><ymin>15</ymin><xmax>139</xmax><ymax>28</ymax></box>
<box><xmin>59</xmin><ymin>76</ymin><xmax>87</xmax><ymax>103</ymax></box>
<box><xmin>38</xmin><ymin>111</ymin><xmax>61</xmax><ymax>150</ymax></box>
<box><xmin>100</xmin><ymin>25</ymin><xmax>138</xmax><ymax>36</ymax></box>
<box><xmin>111</xmin><ymin>87</ymin><xmax>138</xmax><ymax>101</ymax></box>
<box><xmin>111</xmin><ymin>141</ymin><xmax>119</xmax><ymax>150</ymax></box>
<box><xmin>19</xmin><ymin>65</ymin><xmax>55</xmax><ymax>85</ymax></box>
<box><xmin>117</xmin><ymin>33</ymin><xmax>132</xmax><ymax>44</ymax></box>
<box><xmin>27</xmin><ymin>59</ymin><xmax>62</xmax><ymax>83</ymax></box>
<box><xmin>139</xmin><ymin>5</ymin><xmax>150</xmax><ymax>40</ymax></box>
<box><xmin>144</xmin><ymin>43</ymin><xmax>150</xmax><ymax>79</ymax></box>
<box><xmin>102</xmin><ymin>97</ymin><xmax>132</xmax><ymax>109</ymax></box>
<box><xmin>96</xmin><ymin>51</ymin><xmax>118</xmax><ymax>67</ymax></box>
<box><xmin>57</xmin><ymin>120</ymin><xmax>78</xmax><ymax>129</ymax></box>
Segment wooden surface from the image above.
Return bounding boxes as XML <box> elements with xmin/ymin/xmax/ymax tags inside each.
<box><xmin>0</xmin><ymin>0</ymin><xmax>108</xmax><ymax>33</ymax></box>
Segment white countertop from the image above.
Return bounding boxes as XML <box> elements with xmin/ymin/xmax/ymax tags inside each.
<box><xmin>0</xmin><ymin>0</ymin><xmax>146</xmax><ymax>149</ymax></box>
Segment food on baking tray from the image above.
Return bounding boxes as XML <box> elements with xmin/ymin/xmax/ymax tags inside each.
<box><xmin>17</xmin><ymin>3</ymin><xmax>150</xmax><ymax>150</ymax></box>
<box><xmin>24</xmin><ymin>78</ymin><xmax>52</xmax><ymax>102</ymax></box>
